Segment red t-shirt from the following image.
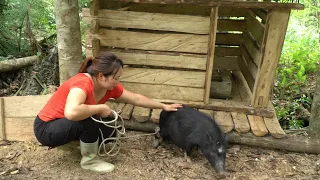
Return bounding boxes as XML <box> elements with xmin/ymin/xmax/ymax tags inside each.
<box><xmin>38</xmin><ymin>73</ymin><xmax>124</xmax><ymax>122</ymax></box>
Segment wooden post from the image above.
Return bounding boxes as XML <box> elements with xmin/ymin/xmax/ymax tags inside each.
<box><xmin>90</xmin><ymin>19</ymin><xmax>100</xmax><ymax>34</ymax></box>
<box><xmin>90</xmin><ymin>0</ymin><xmax>100</xmax><ymax>16</ymax></box>
<box><xmin>251</xmin><ymin>9</ymin><xmax>290</xmax><ymax>108</ymax></box>
<box><xmin>0</xmin><ymin>98</ymin><xmax>6</xmax><ymax>140</ymax></box>
<box><xmin>92</xmin><ymin>38</ymin><xmax>100</xmax><ymax>58</ymax></box>
<box><xmin>204</xmin><ymin>7</ymin><xmax>218</xmax><ymax>104</ymax></box>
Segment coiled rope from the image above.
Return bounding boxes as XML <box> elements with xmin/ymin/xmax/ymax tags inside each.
<box><xmin>91</xmin><ymin>110</ymin><xmax>160</xmax><ymax>157</ymax></box>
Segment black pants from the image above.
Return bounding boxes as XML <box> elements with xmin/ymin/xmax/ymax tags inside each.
<box><xmin>34</xmin><ymin>115</ymin><xmax>116</xmax><ymax>148</ymax></box>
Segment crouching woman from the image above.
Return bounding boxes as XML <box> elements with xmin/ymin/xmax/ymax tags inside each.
<box><xmin>34</xmin><ymin>52</ymin><xmax>182</xmax><ymax>173</ymax></box>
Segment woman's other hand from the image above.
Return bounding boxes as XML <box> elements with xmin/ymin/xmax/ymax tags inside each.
<box><xmin>163</xmin><ymin>104</ymin><xmax>183</xmax><ymax>112</ymax></box>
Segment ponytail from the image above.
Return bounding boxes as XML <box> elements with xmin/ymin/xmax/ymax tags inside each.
<box><xmin>78</xmin><ymin>57</ymin><xmax>93</xmax><ymax>73</ymax></box>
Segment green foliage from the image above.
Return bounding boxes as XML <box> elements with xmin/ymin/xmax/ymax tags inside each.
<box><xmin>274</xmin><ymin>0</ymin><xmax>319</xmax><ymax>129</ymax></box>
<box><xmin>0</xmin><ymin>0</ymin><xmax>56</xmax><ymax>57</ymax></box>
<box><xmin>274</xmin><ymin>94</ymin><xmax>311</xmax><ymax>129</ymax></box>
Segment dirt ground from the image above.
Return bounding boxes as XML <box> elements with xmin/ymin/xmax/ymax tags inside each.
<box><xmin>0</xmin><ymin>130</ymin><xmax>319</xmax><ymax>180</ymax></box>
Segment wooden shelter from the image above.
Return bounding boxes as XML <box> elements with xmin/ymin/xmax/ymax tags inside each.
<box><xmin>82</xmin><ymin>0</ymin><xmax>304</xmax><ymax>137</ymax></box>
<box><xmin>0</xmin><ymin>0</ymin><xmax>305</xmax><ymax>144</ymax></box>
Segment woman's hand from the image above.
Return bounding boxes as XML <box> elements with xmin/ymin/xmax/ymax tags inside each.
<box><xmin>163</xmin><ymin>103</ymin><xmax>183</xmax><ymax>112</ymax></box>
<box><xmin>98</xmin><ymin>104</ymin><xmax>112</xmax><ymax>117</ymax></box>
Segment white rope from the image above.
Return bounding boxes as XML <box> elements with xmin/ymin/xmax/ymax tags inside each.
<box><xmin>91</xmin><ymin>110</ymin><xmax>159</xmax><ymax>157</ymax></box>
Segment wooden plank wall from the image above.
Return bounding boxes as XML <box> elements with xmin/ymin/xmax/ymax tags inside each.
<box><xmin>240</xmin><ymin>9</ymin><xmax>267</xmax><ymax>92</ymax></box>
<box><xmin>83</xmin><ymin>5</ymin><xmax>245</xmax><ymax>102</ymax></box>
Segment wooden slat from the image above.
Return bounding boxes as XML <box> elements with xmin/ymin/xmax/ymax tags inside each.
<box><xmin>114</xmin><ymin>1</ymin><xmax>304</xmax><ymax>10</ymax></box>
<box><xmin>121</xmin><ymin>67</ymin><xmax>205</xmax><ymax>88</ymax></box>
<box><xmin>238</xmin><ymin>57</ymin><xmax>255</xmax><ymax>92</ymax></box>
<box><xmin>230</xmin><ymin>75</ymin><xmax>251</xmax><ymax>133</ymax></box>
<box><xmin>86</xmin><ymin>48</ymin><xmax>239</xmax><ymax>70</ymax></box>
<box><xmin>83</xmin><ymin>8</ymin><xmax>245</xmax><ymax>33</ymax></box>
<box><xmin>215</xmin><ymin>33</ymin><xmax>242</xmax><ymax>46</ymax></box>
<box><xmin>264</xmin><ymin>102</ymin><xmax>285</xmax><ymax>138</ymax></box>
<box><xmin>217</xmin><ymin>19</ymin><xmax>245</xmax><ymax>32</ymax></box>
<box><xmin>246</xmin><ymin>10</ymin><xmax>265</xmax><ymax>46</ymax></box>
<box><xmin>121</xmin><ymin>82</ymin><xmax>204</xmax><ymax>102</ymax></box>
<box><xmin>241</xmin><ymin>46</ymin><xmax>258</xmax><ymax>80</ymax></box>
<box><xmin>251</xmin><ymin>9</ymin><xmax>267</xmax><ymax>24</ymax></box>
<box><xmin>243</xmin><ymin>31</ymin><xmax>262</xmax><ymax>66</ymax></box>
<box><xmin>198</xmin><ymin>109</ymin><xmax>214</xmax><ymax>119</ymax></box>
<box><xmin>232</xmin><ymin>71</ymin><xmax>252</xmax><ymax>105</ymax></box>
<box><xmin>103</xmin><ymin>49</ymin><xmax>207</xmax><ymax>70</ymax></box>
<box><xmin>231</xmin><ymin>112</ymin><xmax>250</xmax><ymax>133</ymax></box>
<box><xmin>213</xmin><ymin>56</ymin><xmax>239</xmax><ymax>70</ymax></box>
<box><xmin>213</xmin><ymin>111</ymin><xmax>234</xmax><ymax>133</ymax></box>
<box><xmin>5</xmin><ymin>117</ymin><xmax>35</xmax><ymax>141</ymax></box>
<box><xmin>252</xmin><ymin>9</ymin><xmax>290</xmax><ymax>108</ymax></box>
<box><xmin>126</xmin><ymin>4</ymin><xmax>249</xmax><ymax>17</ymax></box>
<box><xmin>247</xmin><ymin>115</ymin><xmax>268</xmax><ymax>136</ymax></box>
<box><xmin>4</xmin><ymin>95</ymin><xmax>52</xmax><ymax>118</ymax></box>
<box><xmin>121</xmin><ymin>104</ymin><xmax>134</xmax><ymax>120</ymax></box>
<box><xmin>85</xmin><ymin>29</ymin><xmax>242</xmax><ymax>53</ymax></box>
<box><xmin>83</xmin><ymin>8</ymin><xmax>210</xmax><ymax>34</ymax></box>
<box><xmin>0</xmin><ymin>98</ymin><xmax>5</xmax><ymax>140</ymax></box>
<box><xmin>215</xmin><ymin>47</ymin><xmax>240</xmax><ymax>57</ymax></box>
<box><xmin>204</xmin><ymin>7</ymin><xmax>218</xmax><ymax>104</ymax></box>
<box><xmin>150</xmin><ymin>109</ymin><xmax>162</xmax><ymax>123</ymax></box>
<box><xmin>132</xmin><ymin>106</ymin><xmax>150</xmax><ymax>122</ymax></box>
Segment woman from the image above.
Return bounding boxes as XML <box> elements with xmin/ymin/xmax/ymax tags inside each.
<box><xmin>34</xmin><ymin>52</ymin><xmax>182</xmax><ymax>173</ymax></box>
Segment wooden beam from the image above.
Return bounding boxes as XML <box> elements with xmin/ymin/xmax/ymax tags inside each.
<box><xmin>228</xmin><ymin>132</ymin><xmax>320</xmax><ymax>154</ymax></box>
<box><xmin>121</xmin><ymin>82</ymin><xmax>205</xmax><ymax>102</ymax></box>
<box><xmin>112</xmin><ymin>0</ymin><xmax>304</xmax><ymax>10</ymax></box>
<box><xmin>155</xmin><ymin>98</ymin><xmax>274</xmax><ymax>118</ymax></box>
<box><xmin>204</xmin><ymin>7</ymin><xmax>218</xmax><ymax>104</ymax></box>
<box><xmin>121</xmin><ymin>67</ymin><xmax>205</xmax><ymax>88</ymax></box>
<box><xmin>239</xmin><ymin>57</ymin><xmax>255</xmax><ymax>92</ymax></box>
<box><xmin>85</xmin><ymin>29</ymin><xmax>242</xmax><ymax>54</ymax></box>
<box><xmin>4</xmin><ymin>95</ymin><xmax>52</xmax><ymax>118</ymax></box>
<box><xmin>0</xmin><ymin>98</ymin><xmax>5</xmax><ymax>140</ymax></box>
<box><xmin>83</xmin><ymin>8</ymin><xmax>245</xmax><ymax>33</ymax></box>
<box><xmin>121</xmin><ymin>104</ymin><xmax>134</xmax><ymax>120</ymax></box>
<box><xmin>127</xmin><ymin>4</ymin><xmax>248</xmax><ymax>17</ymax></box>
<box><xmin>252</xmin><ymin>9</ymin><xmax>290</xmax><ymax>108</ymax></box>
<box><xmin>87</xmin><ymin>48</ymin><xmax>240</xmax><ymax>70</ymax></box>
<box><xmin>84</xmin><ymin>8</ymin><xmax>210</xmax><ymax>34</ymax></box>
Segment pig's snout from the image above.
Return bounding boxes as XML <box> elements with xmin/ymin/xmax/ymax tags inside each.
<box><xmin>214</xmin><ymin>159</ymin><xmax>225</xmax><ymax>174</ymax></box>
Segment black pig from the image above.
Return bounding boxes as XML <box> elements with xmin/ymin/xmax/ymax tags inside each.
<box><xmin>159</xmin><ymin>105</ymin><xmax>227</xmax><ymax>173</ymax></box>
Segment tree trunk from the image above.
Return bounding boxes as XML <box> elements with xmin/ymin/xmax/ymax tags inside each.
<box><xmin>309</xmin><ymin>65</ymin><xmax>320</xmax><ymax>138</ymax></box>
<box><xmin>54</xmin><ymin>0</ymin><xmax>83</xmax><ymax>84</ymax></box>
<box><xmin>0</xmin><ymin>56</ymin><xmax>39</xmax><ymax>72</ymax></box>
